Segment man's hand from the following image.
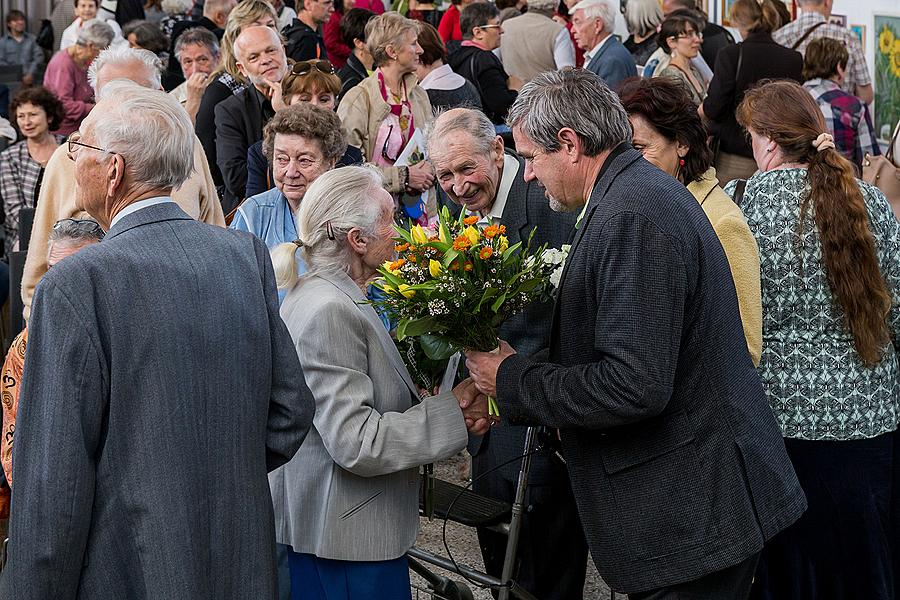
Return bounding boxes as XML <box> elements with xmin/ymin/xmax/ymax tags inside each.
<box><xmin>184</xmin><ymin>72</ymin><xmax>211</xmax><ymax>122</ymax></box>
<box><xmin>21</xmin><ymin>73</ymin><xmax>33</xmax><ymax>86</ymax></box>
<box><xmin>407</xmin><ymin>161</ymin><xmax>435</xmax><ymax>192</ymax></box>
<box><xmin>453</xmin><ymin>378</ymin><xmax>495</xmax><ymax>435</ymax></box>
<box><xmin>267</xmin><ymin>78</ymin><xmax>286</xmax><ymax>111</ymax></box>
<box><xmin>464</xmin><ymin>340</ymin><xmax>516</xmax><ymax>397</ymax></box>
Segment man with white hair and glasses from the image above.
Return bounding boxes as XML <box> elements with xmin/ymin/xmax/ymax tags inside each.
<box><xmin>570</xmin><ymin>0</ymin><xmax>636</xmax><ymax>89</ymax></box>
<box><xmin>0</xmin><ymin>80</ymin><xmax>316</xmax><ymax>599</ymax></box>
<box><xmin>19</xmin><ymin>46</ymin><xmax>224</xmax><ymax>323</ymax></box>
<box><xmin>497</xmin><ymin>0</ymin><xmax>575</xmax><ymax>83</ymax></box>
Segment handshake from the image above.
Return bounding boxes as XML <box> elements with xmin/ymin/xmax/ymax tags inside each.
<box><xmin>452</xmin><ymin>379</ymin><xmax>498</xmax><ymax>435</ymax></box>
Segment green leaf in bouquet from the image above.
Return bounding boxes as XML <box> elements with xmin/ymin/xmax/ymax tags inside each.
<box><xmin>397</xmin><ymin>316</ymin><xmax>439</xmax><ymax>340</ymax></box>
<box><xmin>442</xmin><ymin>248</ymin><xmax>460</xmax><ymax>268</ymax></box>
<box><xmin>502</xmin><ymin>241</ymin><xmax>523</xmax><ymax>260</ymax></box>
<box><xmin>393</xmin><ymin>224</ymin><xmax>414</xmax><ymax>244</ymax></box>
<box><xmin>491</xmin><ymin>292</ymin><xmax>508</xmax><ymax>313</ymax></box>
<box><xmin>516</xmin><ymin>278</ymin><xmax>544</xmax><ymax>293</ymax></box>
<box><xmin>475</xmin><ymin>287</ymin><xmax>499</xmax><ymax>311</ymax></box>
<box><xmin>379</xmin><ymin>271</ymin><xmax>405</xmax><ymax>288</ymax></box>
<box><xmin>419</xmin><ymin>334</ymin><xmax>456</xmax><ymax>361</ymax></box>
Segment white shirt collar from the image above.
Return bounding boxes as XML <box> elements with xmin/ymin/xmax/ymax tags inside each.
<box><xmin>110</xmin><ymin>196</ymin><xmax>175</xmax><ymax>228</ymax></box>
<box><xmin>584</xmin><ymin>34</ymin><xmax>613</xmax><ymax>62</ymax></box>
<box><xmin>467</xmin><ymin>154</ymin><xmax>520</xmax><ymax>225</ymax></box>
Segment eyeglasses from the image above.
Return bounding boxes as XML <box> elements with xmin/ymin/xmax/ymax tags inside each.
<box><xmin>675</xmin><ymin>31</ymin><xmax>703</xmax><ymax>40</ymax></box>
<box><xmin>290</xmin><ymin>59</ymin><xmax>337</xmax><ymax>76</ymax></box>
<box><xmin>52</xmin><ymin>218</ymin><xmax>105</xmax><ymax>239</ymax></box>
<box><xmin>381</xmin><ymin>123</ymin><xmax>399</xmax><ymax>163</ymax></box>
<box><xmin>476</xmin><ymin>24</ymin><xmax>502</xmax><ymax>31</ymax></box>
<box><xmin>67</xmin><ymin>132</ymin><xmax>116</xmax><ymax>156</ymax></box>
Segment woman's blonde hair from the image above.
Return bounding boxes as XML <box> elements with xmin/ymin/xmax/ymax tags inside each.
<box><xmin>210</xmin><ymin>0</ymin><xmax>280</xmax><ymax>81</ymax></box>
<box><xmin>365</xmin><ymin>12</ymin><xmax>419</xmax><ymax>68</ymax></box>
<box><xmin>271</xmin><ymin>165</ymin><xmax>386</xmax><ymax>289</ymax></box>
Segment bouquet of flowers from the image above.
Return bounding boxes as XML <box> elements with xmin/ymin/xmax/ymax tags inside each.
<box><xmin>372</xmin><ymin>207</ymin><xmax>562</xmax><ymax>415</ymax></box>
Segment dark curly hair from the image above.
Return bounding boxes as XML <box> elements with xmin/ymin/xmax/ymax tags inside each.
<box><xmin>263</xmin><ymin>103</ymin><xmax>347</xmax><ymax>165</ymax></box>
<box><xmin>617</xmin><ymin>76</ymin><xmax>712</xmax><ymax>184</ymax></box>
<box><xmin>9</xmin><ymin>86</ymin><xmax>65</xmax><ymax>133</ymax></box>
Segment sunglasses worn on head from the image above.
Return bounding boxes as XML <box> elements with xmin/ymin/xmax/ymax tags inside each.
<box><xmin>290</xmin><ymin>60</ymin><xmax>337</xmax><ymax>76</ymax></box>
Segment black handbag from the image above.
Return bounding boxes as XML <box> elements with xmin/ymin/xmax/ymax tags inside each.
<box><xmin>35</xmin><ymin>20</ymin><xmax>53</xmax><ymax>51</ymax></box>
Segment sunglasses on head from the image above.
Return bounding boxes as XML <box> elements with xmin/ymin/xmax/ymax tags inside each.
<box><xmin>290</xmin><ymin>60</ymin><xmax>337</xmax><ymax>76</ymax></box>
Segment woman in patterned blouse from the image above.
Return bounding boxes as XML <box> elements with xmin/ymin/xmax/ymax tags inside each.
<box><xmin>726</xmin><ymin>80</ymin><xmax>900</xmax><ymax>600</ymax></box>
<box><xmin>0</xmin><ymin>86</ymin><xmax>65</xmax><ymax>258</ymax></box>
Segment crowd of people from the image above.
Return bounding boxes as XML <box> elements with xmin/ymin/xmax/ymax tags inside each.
<box><xmin>0</xmin><ymin>0</ymin><xmax>897</xmax><ymax>599</ymax></box>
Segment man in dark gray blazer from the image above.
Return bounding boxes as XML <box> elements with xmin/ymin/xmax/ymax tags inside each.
<box><xmin>0</xmin><ymin>80</ymin><xmax>315</xmax><ymax>599</ymax></box>
<box><xmin>428</xmin><ymin>108</ymin><xmax>586</xmax><ymax>600</ymax></box>
<box><xmin>466</xmin><ymin>70</ymin><xmax>806</xmax><ymax>598</ymax></box>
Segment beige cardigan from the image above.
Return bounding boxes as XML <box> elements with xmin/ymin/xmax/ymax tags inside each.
<box><xmin>337</xmin><ymin>71</ymin><xmax>433</xmax><ymax>194</ymax></box>
<box><xmin>21</xmin><ymin>135</ymin><xmax>225</xmax><ymax>321</ymax></box>
<box><xmin>688</xmin><ymin>167</ymin><xmax>763</xmax><ymax>365</ymax></box>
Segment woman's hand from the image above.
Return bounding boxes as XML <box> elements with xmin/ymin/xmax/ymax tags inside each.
<box><xmin>407</xmin><ymin>161</ymin><xmax>435</xmax><ymax>192</ymax></box>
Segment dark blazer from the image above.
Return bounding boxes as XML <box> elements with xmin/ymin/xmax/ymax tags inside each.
<box><xmin>584</xmin><ymin>36</ymin><xmax>637</xmax><ymax>91</ymax></box>
<box><xmin>466</xmin><ymin>153</ymin><xmax>576</xmax><ymax>485</ymax></box>
<box><xmin>0</xmin><ymin>202</ymin><xmax>315</xmax><ymax>599</ymax></box>
<box><xmin>496</xmin><ymin>146</ymin><xmax>806</xmax><ymax>594</ymax></box>
<box><xmin>215</xmin><ymin>86</ymin><xmax>273</xmax><ymax>214</ymax></box>
<box><xmin>704</xmin><ymin>31</ymin><xmax>803</xmax><ymax>157</ymax></box>
<box><xmin>197</xmin><ymin>77</ymin><xmax>242</xmax><ymax>192</ymax></box>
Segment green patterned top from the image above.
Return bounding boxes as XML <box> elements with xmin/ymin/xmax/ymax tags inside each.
<box><xmin>725</xmin><ymin>169</ymin><xmax>900</xmax><ymax>441</ymax></box>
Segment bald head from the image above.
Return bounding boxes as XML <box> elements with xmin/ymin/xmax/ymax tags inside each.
<box><xmin>234</xmin><ymin>26</ymin><xmax>288</xmax><ymax>89</ymax></box>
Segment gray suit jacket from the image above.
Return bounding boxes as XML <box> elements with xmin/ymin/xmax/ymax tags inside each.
<box><xmin>0</xmin><ymin>202</ymin><xmax>316</xmax><ymax>600</ymax></box>
<box><xmin>272</xmin><ymin>270</ymin><xmax>468</xmax><ymax>561</ymax></box>
<box><xmin>585</xmin><ymin>36</ymin><xmax>638</xmax><ymax>91</ymax></box>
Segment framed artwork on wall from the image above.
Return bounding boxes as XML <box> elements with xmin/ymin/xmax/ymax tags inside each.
<box><xmin>874</xmin><ymin>14</ymin><xmax>900</xmax><ymax>142</ymax></box>
<box><xmin>828</xmin><ymin>14</ymin><xmax>847</xmax><ymax>27</ymax></box>
<box><xmin>850</xmin><ymin>24</ymin><xmax>865</xmax><ymax>47</ymax></box>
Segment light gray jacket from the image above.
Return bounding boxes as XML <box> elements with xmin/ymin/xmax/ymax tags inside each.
<box><xmin>272</xmin><ymin>270</ymin><xmax>468</xmax><ymax>561</ymax></box>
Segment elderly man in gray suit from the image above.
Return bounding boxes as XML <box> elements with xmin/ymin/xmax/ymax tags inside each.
<box><xmin>428</xmin><ymin>107</ymin><xmax>585</xmax><ymax>600</ymax></box>
<box><xmin>0</xmin><ymin>80</ymin><xmax>316</xmax><ymax>599</ymax></box>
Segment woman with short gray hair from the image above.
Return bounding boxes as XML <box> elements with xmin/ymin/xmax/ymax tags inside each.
<box><xmin>269</xmin><ymin>165</ymin><xmax>473</xmax><ymax>599</ymax></box>
<box><xmin>44</xmin><ymin>18</ymin><xmax>115</xmax><ymax>135</ymax></box>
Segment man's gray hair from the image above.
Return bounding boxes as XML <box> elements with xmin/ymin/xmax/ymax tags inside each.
<box><xmin>92</xmin><ymin>80</ymin><xmax>195</xmax><ymax>190</ymax></box>
<box><xmin>507</xmin><ymin>69</ymin><xmax>631</xmax><ymax>156</ymax></box>
<box><xmin>572</xmin><ymin>0</ymin><xmax>616</xmax><ymax>33</ymax></box>
<box><xmin>426</xmin><ymin>107</ymin><xmax>497</xmax><ymax>160</ymax></box>
<box><xmin>625</xmin><ymin>0</ymin><xmax>663</xmax><ymax>36</ymax></box>
<box><xmin>88</xmin><ymin>46</ymin><xmax>163</xmax><ymax>93</ymax></box>
<box><xmin>48</xmin><ymin>219</ymin><xmax>104</xmax><ymax>253</ymax></box>
<box><xmin>161</xmin><ymin>0</ymin><xmax>193</xmax><ymax>14</ymax></box>
<box><xmin>76</xmin><ymin>18</ymin><xmax>115</xmax><ymax>49</ymax></box>
<box><xmin>174</xmin><ymin>27</ymin><xmax>220</xmax><ymax>60</ymax></box>
<box><xmin>271</xmin><ymin>166</ymin><xmax>385</xmax><ymax>288</ymax></box>
<box><xmin>527</xmin><ymin>0</ymin><xmax>560</xmax><ymax>13</ymax></box>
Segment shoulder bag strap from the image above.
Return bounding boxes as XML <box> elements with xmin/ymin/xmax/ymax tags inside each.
<box><xmin>791</xmin><ymin>21</ymin><xmax>826</xmax><ymax>50</ymax></box>
<box><xmin>732</xmin><ymin>179</ymin><xmax>747</xmax><ymax>208</ymax></box>
<box><xmin>886</xmin><ymin>120</ymin><xmax>900</xmax><ymax>163</ymax></box>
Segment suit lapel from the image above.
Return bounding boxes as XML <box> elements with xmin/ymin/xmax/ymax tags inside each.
<box><xmin>318</xmin><ymin>271</ymin><xmax>420</xmax><ymax>399</ymax></box>
<box><xmin>499</xmin><ymin>157</ymin><xmax>530</xmax><ymax>245</ymax></box>
<box><xmin>549</xmin><ymin>147</ymin><xmax>643</xmax><ymax>334</ymax></box>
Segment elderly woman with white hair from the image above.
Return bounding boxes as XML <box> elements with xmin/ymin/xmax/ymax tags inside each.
<box><xmin>337</xmin><ymin>12</ymin><xmax>436</xmax><ymax>222</ymax></box>
<box><xmin>43</xmin><ymin>18</ymin><xmax>114</xmax><ymax>135</ymax></box>
<box><xmin>269</xmin><ymin>165</ymin><xmax>487</xmax><ymax>599</ymax></box>
<box><xmin>623</xmin><ymin>0</ymin><xmax>662</xmax><ymax>67</ymax></box>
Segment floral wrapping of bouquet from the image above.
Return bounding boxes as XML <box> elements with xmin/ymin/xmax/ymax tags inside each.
<box><xmin>371</xmin><ymin>206</ymin><xmax>568</xmax><ymax>416</ymax></box>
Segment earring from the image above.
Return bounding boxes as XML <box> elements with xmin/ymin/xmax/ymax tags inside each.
<box><xmin>679</xmin><ymin>158</ymin><xmax>685</xmax><ymax>167</ymax></box>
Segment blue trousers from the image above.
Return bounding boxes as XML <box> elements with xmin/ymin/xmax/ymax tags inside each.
<box><xmin>287</xmin><ymin>549</ymin><xmax>411</xmax><ymax>600</ymax></box>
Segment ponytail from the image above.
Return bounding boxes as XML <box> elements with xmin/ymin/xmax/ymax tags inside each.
<box><xmin>271</xmin><ymin>242</ymin><xmax>303</xmax><ymax>290</ymax></box>
<box><xmin>738</xmin><ymin>80</ymin><xmax>892</xmax><ymax>367</ymax></box>
<box><xmin>802</xmin><ymin>146</ymin><xmax>892</xmax><ymax>365</ymax></box>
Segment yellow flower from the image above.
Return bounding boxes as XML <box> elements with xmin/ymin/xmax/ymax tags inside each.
<box><xmin>428</xmin><ymin>259</ymin><xmax>442</xmax><ymax>278</ymax></box>
<box><xmin>497</xmin><ymin>235</ymin><xmax>509</xmax><ymax>253</ymax></box>
<box><xmin>464</xmin><ymin>226</ymin><xmax>480</xmax><ymax>246</ymax></box>
<box><xmin>892</xmin><ymin>40</ymin><xmax>900</xmax><ymax>77</ymax></box>
<box><xmin>880</xmin><ymin>25</ymin><xmax>895</xmax><ymax>55</ymax></box>
<box><xmin>438</xmin><ymin>225</ymin><xmax>448</xmax><ymax>243</ymax></box>
<box><xmin>411</xmin><ymin>224</ymin><xmax>429</xmax><ymax>245</ymax></box>
<box><xmin>398</xmin><ymin>284</ymin><xmax>416</xmax><ymax>298</ymax></box>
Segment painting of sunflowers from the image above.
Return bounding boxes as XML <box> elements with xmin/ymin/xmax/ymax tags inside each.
<box><xmin>875</xmin><ymin>15</ymin><xmax>900</xmax><ymax>142</ymax></box>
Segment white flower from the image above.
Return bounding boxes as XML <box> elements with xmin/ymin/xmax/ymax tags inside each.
<box><xmin>548</xmin><ymin>245</ymin><xmax>570</xmax><ymax>289</ymax></box>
